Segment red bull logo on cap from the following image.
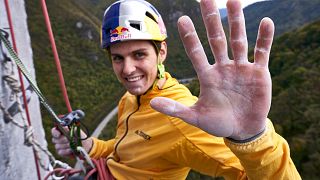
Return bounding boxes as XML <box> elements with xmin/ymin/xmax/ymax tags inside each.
<box><xmin>110</xmin><ymin>26</ymin><xmax>131</xmax><ymax>42</ymax></box>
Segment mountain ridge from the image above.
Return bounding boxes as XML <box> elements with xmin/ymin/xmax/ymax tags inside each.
<box><xmin>240</xmin><ymin>0</ymin><xmax>320</xmax><ymax>46</ymax></box>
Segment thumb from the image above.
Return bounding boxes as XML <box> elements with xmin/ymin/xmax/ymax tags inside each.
<box><xmin>150</xmin><ymin>97</ymin><xmax>198</xmax><ymax>126</ymax></box>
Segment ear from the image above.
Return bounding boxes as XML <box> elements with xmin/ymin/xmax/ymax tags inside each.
<box><xmin>159</xmin><ymin>41</ymin><xmax>167</xmax><ymax>63</ymax></box>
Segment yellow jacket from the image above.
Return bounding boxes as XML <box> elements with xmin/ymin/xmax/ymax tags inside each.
<box><xmin>89</xmin><ymin>73</ymin><xmax>301</xmax><ymax>179</ymax></box>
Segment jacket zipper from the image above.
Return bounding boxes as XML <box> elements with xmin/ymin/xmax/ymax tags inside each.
<box><xmin>107</xmin><ymin>96</ymin><xmax>141</xmax><ymax>162</ymax></box>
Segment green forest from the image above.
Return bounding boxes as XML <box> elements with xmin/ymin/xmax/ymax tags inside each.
<box><xmin>24</xmin><ymin>0</ymin><xmax>320</xmax><ymax>179</ymax></box>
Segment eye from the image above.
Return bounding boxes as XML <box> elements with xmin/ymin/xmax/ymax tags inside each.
<box><xmin>111</xmin><ymin>55</ymin><xmax>123</xmax><ymax>63</ymax></box>
<box><xmin>134</xmin><ymin>51</ymin><xmax>146</xmax><ymax>60</ymax></box>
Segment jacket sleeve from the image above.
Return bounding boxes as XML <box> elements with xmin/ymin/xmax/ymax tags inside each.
<box><xmin>164</xmin><ymin>117</ymin><xmax>301</xmax><ymax>179</ymax></box>
<box><xmin>163</xmin><ymin>116</ymin><xmax>245</xmax><ymax>179</ymax></box>
<box><xmin>89</xmin><ymin>138</ymin><xmax>115</xmax><ymax>159</ymax></box>
<box><xmin>224</xmin><ymin>119</ymin><xmax>301</xmax><ymax>179</ymax></box>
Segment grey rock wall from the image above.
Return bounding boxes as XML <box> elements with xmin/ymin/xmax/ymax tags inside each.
<box><xmin>0</xmin><ymin>0</ymin><xmax>50</xmax><ymax>179</ymax></box>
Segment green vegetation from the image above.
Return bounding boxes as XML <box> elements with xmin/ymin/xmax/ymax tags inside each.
<box><xmin>228</xmin><ymin>0</ymin><xmax>320</xmax><ymax>47</ymax></box>
<box><xmin>269</xmin><ymin>20</ymin><xmax>320</xmax><ymax>179</ymax></box>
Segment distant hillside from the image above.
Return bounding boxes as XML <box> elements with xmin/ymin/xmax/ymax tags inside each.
<box><xmin>268</xmin><ymin>20</ymin><xmax>320</xmax><ymax>179</ymax></box>
<box><xmin>235</xmin><ymin>0</ymin><xmax>320</xmax><ymax>46</ymax></box>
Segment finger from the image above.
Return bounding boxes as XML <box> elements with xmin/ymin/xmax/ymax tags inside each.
<box><xmin>53</xmin><ymin>138</ymin><xmax>72</xmax><ymax>157</ymax></box>
<box><xmin>51</xmin><ymin>127</ymin><xmax>62</xmax><ymax>138</ymax></box>
<box><xmin>177</xmin><ymin>16</ymin><xmax>210</xmax><ymax>74</ymax></box>
<box><xmin>55</xmin><ymin>142</ymin><xmax>71</xmax><ymax>150</ymax></box>
<box><xmin>254</xmin><ymin>17</ymin><xmax>274</xmax><ymax>68</ymax></box>
<box><xmin>150</xmin><ymin>97</ymin><xmax>198</xmax><ymax>127</ymax></box>
<box><xmin>227</xmin><ymin>0</ymin><xmax>248</xmax><ymax>63</ymax></box>
<box><xmin>200</xmin><ymin>0</ymin><xmax>229</xmax><ymax>64</ymax></box>
<box><xmin>52</xmin><ymin>136</ymin><xmax>69</xmax><ymax>144</ymax></box>
<box><xmin>57</xmin><ymin>149</ymin><xmax>73</xmax><ymax>157</ymax></box>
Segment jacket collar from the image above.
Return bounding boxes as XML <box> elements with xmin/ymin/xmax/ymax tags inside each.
<box><xmin>139</xmin><ymin>72</ymin><xmax>178</xmax><ymax>105</ymax></box>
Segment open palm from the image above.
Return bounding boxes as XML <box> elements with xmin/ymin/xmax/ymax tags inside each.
<box><xmin>151</xmin><ymin>0</ymin><xmax>275</xmax><ymax>140</ymax></box>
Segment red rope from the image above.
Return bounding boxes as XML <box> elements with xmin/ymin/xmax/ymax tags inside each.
<box><xmin>85</xmin><ymin>158</ymin><xmax>114</xmax><ymax>180</ymax></box>
<box><xmin>44</xmin><ymin>158</ymin><xmax>113</xmax><ymax>180</ymax></box>
<box><xmin>39</xmin><ymin>0</ymin><xmax>72</xmax><ymax>113</ymax></box>
<box><xmin>3</xmin><ymin>0</ymin><xmax>41</xmax><ymax>180</ymax></box>
<box><xmin>44</xmin><ymin>168</ymin><xmax>82</xmax><ymax>180</ymax></box>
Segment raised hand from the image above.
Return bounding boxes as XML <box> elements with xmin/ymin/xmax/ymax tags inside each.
<box><xmin>150</xmin><ymin>0</ymin><xmax>275</xmax><ymax>140</ymax></box>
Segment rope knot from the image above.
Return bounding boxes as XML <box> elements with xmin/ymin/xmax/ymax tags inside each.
<box><xmin>0</xmin><ymin>101</ymin><xmax>13</xmax><ymax>123</ymax></box>
<box><xmin>24</xmin><ymin>126</ymin><xmax>34</xmax><ymax>146</ymax></box>
<box><xmin>2</xmin><ymin>75</ymin><xmax>21</xmax><ymax>101</ymax></box>
<box><xmin>3</xmin><ymin>75</ymin><xmax>21</xmax><ymax>92</ymax></box>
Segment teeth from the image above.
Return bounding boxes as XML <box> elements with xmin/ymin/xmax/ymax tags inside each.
<box><xmin>127</xmin><ymin>76</ymin><xmax>142</xmax><ymax>82</ymax></box>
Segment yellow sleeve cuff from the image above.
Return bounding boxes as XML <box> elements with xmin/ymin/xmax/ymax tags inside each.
<box><xmin>224</xmin><ymin>119</ymin><xmax>273</xmax><ymax>153</ymax></box>
<box><xmin>88</xmin><ymin>137</ymin><xmax>115</xmax><ymax>159</ymax></box>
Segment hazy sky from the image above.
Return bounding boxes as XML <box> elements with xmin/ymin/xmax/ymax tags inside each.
<box><xmin>196</xmin><ymin>0</ymin><xmax>267</xmax><ymax>9</ymax></box>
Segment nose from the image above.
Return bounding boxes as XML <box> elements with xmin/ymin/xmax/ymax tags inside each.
<box><xmin>122</xmin><ymin>58</ymin><xmax>136</xmax><ymax>75</ymax></box>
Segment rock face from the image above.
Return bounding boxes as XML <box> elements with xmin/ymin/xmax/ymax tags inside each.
<box><xmin>0</xmin><ymin>1</ymin><xmax>50</xmax><ymax>179</ymax></box>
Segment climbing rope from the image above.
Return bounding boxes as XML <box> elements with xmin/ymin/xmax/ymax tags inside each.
<box><xmin>0</xmin><ymin>30</ymin><xmax>86</xmax><ymax>180</ymax></box>
<box><xmin>0</xmin><ymin>30</ymin><xmax>83</xmax><ymax>142</ymax></box>
<box><xmin>0</xmin><ymin>100</ymin><xmax>56</xmax><ymax>170</ymax></box>
<box><xmin>0</xmin><ymin>57</ymin><xmax>55</xmax><ymax>170</ymax></box>
<box><xmin>1</xmin><ymin>0</ymin><xmax>113</xmax><ymax>179</ymax></box>
<box><xmin>0</xmin><ymin>22</ymin><xmax>83</xmax><ymax>180</ymax></box>
<box><xmin>0</xmin><ymin>17</ymin><xmax>111</xmax><ymax>180</ymax></box>
<box><xmin>3</xmin><ymin>0</ymin><xmax>42</xmax><ymax>178</ymax></box>
<box><xmin>40</xmin><ymin>0</ymin><xmax>72</xmax><ymax>113</ymax></box>
<box><xmin>44</xmin><ymin>158</ymin><xmax>112</xmax><ymax>180</ymax></box>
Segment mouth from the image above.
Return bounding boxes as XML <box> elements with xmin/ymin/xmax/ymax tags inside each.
<box><xmin>126</xmin><ymin>75</ymin><xmax>143</xmax><ymax>82</ymax></box>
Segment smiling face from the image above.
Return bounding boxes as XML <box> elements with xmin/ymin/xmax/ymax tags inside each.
<box><xmin>110</xmin><ymin>40</ymin><xmax>167</xmax><ymax>95</ymax></box>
